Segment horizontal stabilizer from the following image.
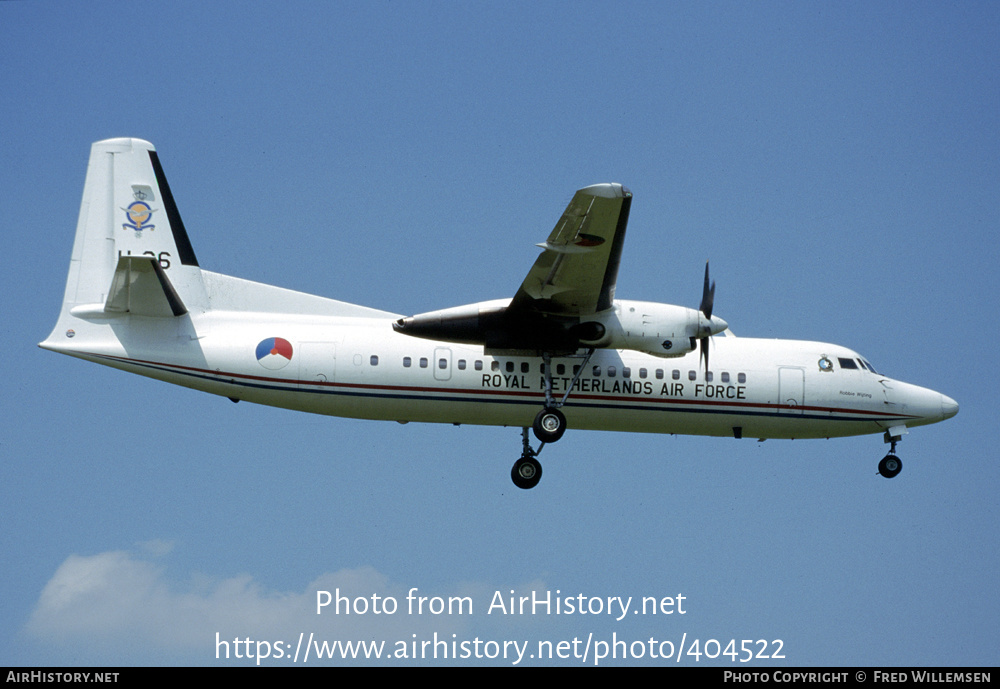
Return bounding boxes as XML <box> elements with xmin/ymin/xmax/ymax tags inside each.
<box><xmin>104</xmin><ymin>254</ymin><xmax>187</xmax><ymax>317</ymax></box>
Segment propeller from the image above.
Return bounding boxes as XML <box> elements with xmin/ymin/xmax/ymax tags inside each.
<box><xmin>698</xmin><ymin>261</ymin><xmax>717</xmax><ymax>373</ymax></box>
<box><xmin>700</xmin><ymin>261</ymin><xmax>715</xmax><ymax>320</ymax></box>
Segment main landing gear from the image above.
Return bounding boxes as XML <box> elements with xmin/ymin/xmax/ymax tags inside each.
<box><xmin>532</xmin><ymin>407</ymin><xmax>566</xmax><ymax>444</ymax></box>
<box><xmin>878</xmin><ymin>429</ymin><xmax>904</xmax><ymax>478</ymax></box>
<box><xmin>512</xmin><ymin>428</ymin><xmax>544</xmax><ymax>490</ymax></box>
<box><xmin>510</xmin><ymin>349</ymin><xmax>594</xmax><ymax>489</ymax></box>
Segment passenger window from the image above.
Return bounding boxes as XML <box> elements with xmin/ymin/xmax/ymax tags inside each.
<box><xmin>706</xmin><ymin>371</ymin><xmax>713</xmax><ymax>382</ymax></box>
<box><xmin>608</xmin><ymin>366</ymin><xmax>617</xmax><ymax>377</ymax></box>
<box><xmin>655</xmin><ymin>369</ymin><xmax>664</xmax><ymax>380</ymax></box>
<box><xmin>557</xmin><ymin>364</ymin><xmax>566</xmax><ymax>375</ymax></box>
<box><xmin>491</xmin><ymin>361</ymin><xmax>499</xmax><ymax>372</ymax></box>
<box><xmin>370</xmin><ymin>355</ymin><xmax>379</xmax><ymax>366</ymax></box>
<box><xmin>420</xmin><ymin>357</ymin><xmax>428</xmax><ymax>368</ymax></box>
<box><xmin>457</xmin><ymin>359</ymin><xmax>466</xmax><ymax>370</ymax></box>
<box><xmin>738</xmin><ymin>373</ymin><xmax>746</xmax><ymax>384</ymax></box>
<box><xmin>403</xmin><ymin>357</ymin><xmax>412</xmax><ymax>368</ymax></box>
<box><xmin>438</xmin><ymin>358</ymin><xmax>447</xmax><ymax>369</ymax></box>
<box><xmin>521</xmin><ymin>362</ymin><xmax>529</xmax><ymax>374</ymax></box>
<box><xmin>623</xmin><ymin>367</ymin><xmax>631</xmax><ymax>378</ymax></box>
<box><xmin>475</xmin><ymin>360</ymin><xmax>483</xmax><ymax>371</ymax></box>
<box><xmin>721</xmin><ymin>372</ymin><xmax>730</xmax><ymax>383</ymax></box>
<box><xmin>592</xmin><ymin>366</ymin><xmax>601</xmax><ymax>376</ymax></box>
<box><xmin>506</xmin><ymin>361</ymin><xmax>514</xmax><ymax>373</ymax></box>
<box><xmin>688</xmin><ymin>370</ymin><xmax>697</xmax><ymax>381</ymax></box>
<box><xmin>639</xmin><ymin>368</ymin><xmax>647</xmax><ymax>379</ymax></box>
<box><xmin>673</xmin><ymin>370</ymin><xmax>680</xmax><ymax>380</ymax></box>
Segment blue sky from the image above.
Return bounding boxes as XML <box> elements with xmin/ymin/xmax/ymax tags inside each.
<box><xmin>2</xmin><ymin>0</ymin><xmax>996</xmax><ymax>666</ymax></box>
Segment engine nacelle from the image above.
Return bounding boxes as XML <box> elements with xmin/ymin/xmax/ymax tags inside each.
<box><xmin>394</xmin><ymin>298</ymin><xmax>727</xmax><ymax>357</ymax></box>
<box><xmin>578</xmin><ymin>300</ymin><xmax>703</xmax><ymax>358</ymax></box>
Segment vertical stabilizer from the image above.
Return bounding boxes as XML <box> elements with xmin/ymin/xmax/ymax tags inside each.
<box><xmin>42</xmin><ymin>139</ymin><xmax>208</xmax><ymax>347</ymax></box>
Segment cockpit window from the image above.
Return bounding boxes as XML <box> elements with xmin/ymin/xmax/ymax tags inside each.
<box><xmin>838</xmin><ymin>357</ymin><xmax>858</xmax><ymax>370</ymax></box>
<box><xmin>861</xmin><ymin>359</ymin><xmax>880</xmax><ymax>374</ymax></box>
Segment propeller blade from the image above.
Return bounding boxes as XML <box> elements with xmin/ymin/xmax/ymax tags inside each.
<box><xmin>698</xmin><ymin>262</ymin><xmax>716</xmax><ymax>374</ymax></box>
<box><xmin>699</xmin><ymin>261</ymin><xmax>715</xmax><ymax>319</ymax></box>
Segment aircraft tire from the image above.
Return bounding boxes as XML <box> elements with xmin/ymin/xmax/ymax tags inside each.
<box><xmin>532</xmin><ymin>407</ymin><xmax>566</xmax><ymax>444</ymax></box>
<box><xmin>878</xmin><ymin>454</ymin><xmax>902</xmax><ymax>479</ymax></box>
<box><xmin>512</xmin><ymin>456</ymin><xmax>542</xmax><ymax>490</ymax></box>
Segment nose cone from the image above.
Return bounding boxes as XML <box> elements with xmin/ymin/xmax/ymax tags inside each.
<box><xmin>941</xmin><ymin>394</ymin><xmax>959</xmax><ymax>420</ymax></box>
<box><xmin>886</xmin><ymin>381</ymin><xmax>959</xmax><ymax>428</ymax></box>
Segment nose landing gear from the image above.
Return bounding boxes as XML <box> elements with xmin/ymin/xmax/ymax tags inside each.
<box><xmin>878</xmin><ymin>453</ymin><xmax>902</xmax><ymax>478</ymax></box>
<box><xmin>878</xmin><ymin>429</ymin><xmax>904</xmax><ymax>478</ymax></box>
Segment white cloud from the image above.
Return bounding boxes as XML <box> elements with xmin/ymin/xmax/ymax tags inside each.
<box><xmin>26</xmin><ymin>548</ymin><xmax>485</xmax><ymax>662</ymax></box>
<box><xmin>28</xmin><ymin>547</ymin><xmax>665</xmax><ymax>666</ymax></box>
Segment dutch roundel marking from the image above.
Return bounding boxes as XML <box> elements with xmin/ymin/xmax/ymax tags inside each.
<box><xmin>255</xmin><ymin>337</ymin><xmax>294</xmax><ymax>370</ymax></box>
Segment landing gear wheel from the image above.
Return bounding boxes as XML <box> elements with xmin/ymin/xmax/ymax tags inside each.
<box><xmin>532</xmin><ymin>407</ymin><xmax>566</xmax><ymax>444</ymax></box>
<box><xmin>511</xmin><ymin>455</ymin><xmax>542</xmax><ymax>490</ymax></box>
<box><xmin>878</xmin><ymin>454</ymin><xmax>902</xmax><ymax>479</ymax></box>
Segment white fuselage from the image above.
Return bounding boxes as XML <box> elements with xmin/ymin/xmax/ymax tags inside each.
<box><xmin>48</xmin><ymin>296</ymin><xmax>955</xmax><ymax>442</ymax></box>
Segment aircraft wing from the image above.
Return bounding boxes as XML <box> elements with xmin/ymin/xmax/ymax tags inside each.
<box><xmin>393</xmin><ymin>183</ymin><xmax>632</xmax><ymax>352</ymax></box>
<box><xmin>508</xmin><ymin>183</ymin><xmax>632</xmax><ymax>317</ymax></box>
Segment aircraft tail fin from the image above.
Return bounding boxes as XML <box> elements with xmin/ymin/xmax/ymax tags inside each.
<box><xmin>42</xmin><ymin>138</ymin><xmax>400</xmax><ymax>355</ymax></box>
<box><xmin>42</xmin><ymin>139</ymin><xmax>208</xmax><ymax>343</ymax></box>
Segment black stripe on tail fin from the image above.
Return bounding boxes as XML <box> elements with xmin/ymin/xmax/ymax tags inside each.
<box><xmin>149</xmin><ymin>150</ymin><xmax>199</xmax><ymax>267</ymax></box>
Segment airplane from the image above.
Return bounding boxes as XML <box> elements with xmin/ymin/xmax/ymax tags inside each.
<box><xmin>40</xmin><ymin>138</ymin><xmax>959</xmax><ymax>489</ymax></box>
